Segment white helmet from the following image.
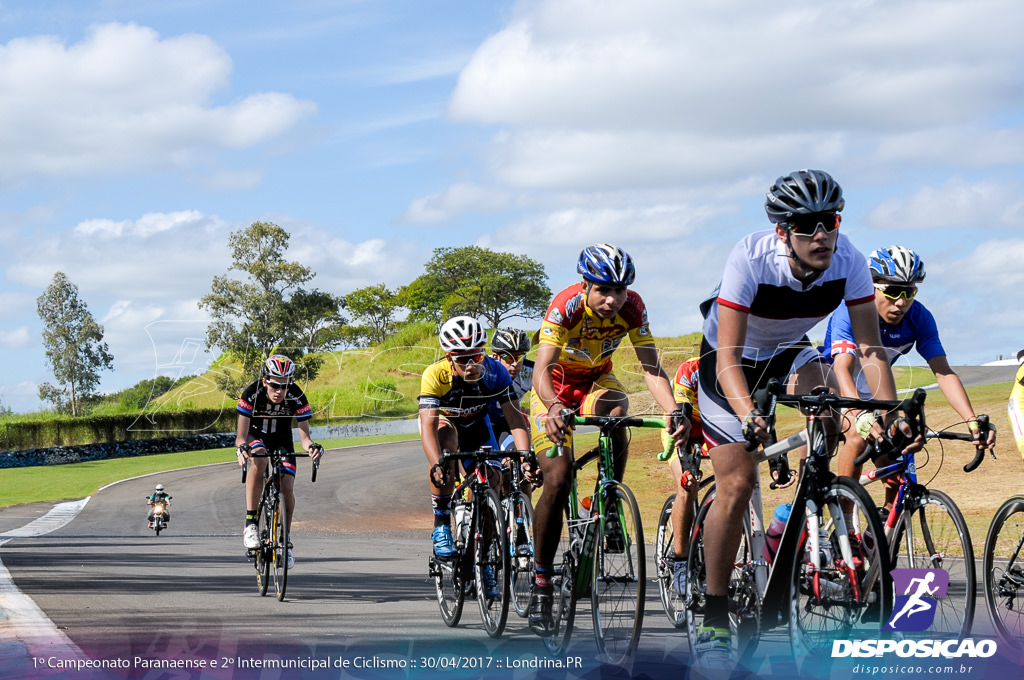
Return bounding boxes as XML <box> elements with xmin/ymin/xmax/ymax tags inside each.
<box><xmin>439</xmin><ymin>316</ymin><xmax>487</xmax><ymax>352</ymax></box>
<box><xmin>155</xmin><ymin>484</ymin><xmax>164</xmax><ymax>492</ymax></box>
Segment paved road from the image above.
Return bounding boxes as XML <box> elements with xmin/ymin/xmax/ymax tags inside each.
<box><xmin>1</xmin><ymin>400</ymin><xmax>1018</xmax><ymax>679</ymax></box>
<box><xmin>0</xmin><ymin>441</ymin><xmax>701</xmax><ymax>679</ymax></box>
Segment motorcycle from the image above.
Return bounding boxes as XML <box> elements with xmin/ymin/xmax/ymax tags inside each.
<box><xmin>148</xmin><ymin>497</ymin><xmax>171</xmax><ymax>535</ymax></box>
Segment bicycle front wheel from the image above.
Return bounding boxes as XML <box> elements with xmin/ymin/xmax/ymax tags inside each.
<box><xmin>789</xmin><ymin>476</ymin><xmax>891</xmax><ymax>656</ymax></box>
<box><xmin>592</xmin><ymin>481</ymin><xmax>645</xmax><ymax>666</ymax></box>
<box><xmin>272</xmin><ymin>490</ymin><xmax>290</xmax><ymax>601</ymax></box>
<box><xmin>983</xmin><ymin>495</ymin><xmax>1024</xmax><ymax>654</ymax></box>
<box><xmin>890</xmin><ymin>487</ymin><xmax>974</xmax><ymax>638</ymax></box>
<box><xmin>543</xmin><ymin>504</ymin><xmax>578</xmax><ymax>656</ymax></box>
<box><xmin>655</xmin><ymin>494</ymin><xmax>685</xmax><ymax>627</ymax></box>
<box><xmin>255</xmin><ymin>492</ymin><xmax>272</xmax><ymax>596</ymax></box>
<box><xmin>507</xmin><ymin>491</ymin><xmax>536</xmax><ymax>618</ymax></box>
<box><xmin>475</xmin><ymin>488</ymin><xmax>510</xmax><ymax>638</ymax></box>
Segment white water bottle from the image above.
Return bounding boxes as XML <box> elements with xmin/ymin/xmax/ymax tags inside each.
<box><xmin>453</xmin><ymin>503</ymin><xmax>468</xmax><ymax>545</ymax></box>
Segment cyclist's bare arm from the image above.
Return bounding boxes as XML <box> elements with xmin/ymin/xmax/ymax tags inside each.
<box><xmin>532</xmin><ymin>343</ymin><xmax>569</xmax><ymax>444</ymax></box>
<box><xmin>500</xmin><ymin>400</ymin><xmax>532</xmax><ymax>452</ymax></box>
<box><xmin>831</xmin><ymin>352</ymin><xmax>861</xmax><ymax>398</ymax></box>
<box><xmin>928</xmin><ymin>354</ymin><xmax>995</xmax><ymax>449</ymax></box>
<box><xmin>419</xmin><ymin>408</ymin><xmax>444</xmax><ymax>470</ymax></box>
<box><xmin>634</xmin><ymin>343</ymin><xmax>688</xmax><ymax>441</ymax></box>
<box><xmin>848</xmin><ymin>301</ymin><xmax>897</xmax><ymax>401</ymax></box>
<box><xmin>235</xmin><ymin>415</ymin><xmax>252</xmax><ymax>466</ymax></box>
<box><xmin>716</xmin><ymin>305</ymin><xmax>768</xmax><ymax>443</ymax></box>
<box><xmin>296</xmin><ymin>420</ymin><xmax>322</xmax><ymax>462</ymax></box>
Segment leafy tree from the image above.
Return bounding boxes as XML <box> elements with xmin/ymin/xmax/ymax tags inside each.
<box><xmin>420</xmin><ymin>246</ymin><xmax>551</xmax><ymax>328</ymax></box>
<box><xmin>398</xmin><ymin>275</ymin><xmax>446</xmax><ymax>329</ymax></box>
<box><xmin>36</xmin><ymin>272</ymin><xmax>114</xmax><ymax>416</ymax></box>
<box><xmin>343</xmin><ymin>284</ymin><xmax>401</xmax><ymax>346</ymax></box>
<box><xmin>287</xmin><ymin>288</ymin><xmax>347</xmax><ymax>353</ymax></box>
<box><xmin>199</xmin><ymin>221</ymin><xmax>329</xmax><ymax>394</ymax></box>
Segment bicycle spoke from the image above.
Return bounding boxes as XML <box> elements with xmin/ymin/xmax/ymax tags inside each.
<box><xmin>984</xmin><ymin>497</ymin><xmax>1024</xmax><ymax>653</ymax></box>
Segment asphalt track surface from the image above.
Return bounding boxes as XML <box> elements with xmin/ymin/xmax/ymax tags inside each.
<box><xmin>1</xmin><ymin>364</ymin><xmax>1020</xmax><ymax>679</ymax></box>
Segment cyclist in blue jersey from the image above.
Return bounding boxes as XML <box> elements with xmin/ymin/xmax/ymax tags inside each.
<box><xmin>824</xmin><ymin>246</ymin><xmax>995</xmax><ymax>514</ymax></box>
<box><xmin>486</xmin><ymin>328</ymin><xmax>534</xmax><ymax>451</ymax></box>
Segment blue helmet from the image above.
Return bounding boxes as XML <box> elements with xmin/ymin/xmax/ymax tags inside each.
<box><xmin>868</xmin><ymin>246</ymin><xmax>926</xmax><ymax>284</ymax></box>
<box><xmin>577</xmin><ymin>243</ymin><xmax>635</xmax><ymax>286</ymax></box>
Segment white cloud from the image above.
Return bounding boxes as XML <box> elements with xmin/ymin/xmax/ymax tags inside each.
<box><xmin>0</xmin><ymin>326</ymin><xmax>30</xmax><ymax>348</ymax></box>
<box><xmin>0</xmin><ymin>22</ymin><xmax>316</xmax><ymax>181</ymax></box>
<box><xmin>866</xmin><ymin>179</ymin><xmax>1024</xmax><ymax>229</ymax></box>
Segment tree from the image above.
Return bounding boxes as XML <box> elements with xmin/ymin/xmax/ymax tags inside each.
<box><xmin>343</xmin><ymin>284</ymin><xmax>401</xmax><ymax>346</ymax></box>
<box><xmin>36</xmin><ymin>272</ymin><xmax>114</xmax><ymax>416</ymax></box>
<box><xmin>199</xmin><ymin>221</ymin><xmax>330</xmax><ymax>393</ymax></box>
<box><xmin>287</xmin><ymin>288</ymin><xmax>347</xmax><ymax>353</ymax></box>
<box><xmin>420</xmin><ymin>246</ymin><xmax>551</xmax><ymax>328</ymax></box>
<box><xmin>398</xmin><ymin>275</ymin><xmax>446</xmax><ymax>329</ymax></box>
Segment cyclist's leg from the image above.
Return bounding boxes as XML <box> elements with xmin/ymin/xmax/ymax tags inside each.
<box><xmin>280</xmin><ymin>454</ymin><xmax>298</xmax><ymax>530</ymax></box>
<box><xmin>243</xmin><ymin>438</ymin><xmax>269</xmax><ymax>548</ymax></box>
<box><xmin>581</xmin><ymin>373</ymin><xmax>629</xmax><ymax>479</ymax></box>
<box><xmin>670</xmin><ymin>456</ymin><xmax>696</xmax><ymax>559</ymax></box>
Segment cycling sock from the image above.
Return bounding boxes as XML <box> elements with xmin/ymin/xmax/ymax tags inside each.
<box><xmin>704</xmin><ymin>594</ymin><xmax>730</xmax><ymax>631</ymax></box>
<box><xmin>534</xmin><ymin>562</ymin><xmax>552</xmax><ymax>588</ymax></box>
<box><xmin>245</xmin><ymin>511</ymin><xmax>257</xmax><ymax>526</ymax></box>
<box><xmin>432</xmin><ymin>494</ymin><xmax>452</xmax><ymax>527</ymax></box>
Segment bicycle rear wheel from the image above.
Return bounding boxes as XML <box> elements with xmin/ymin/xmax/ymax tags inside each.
<box><xmin>508</xmin><ymin>491</ymin><xmax>536</xmax><ymax>618</ymax></box>
<box><xmin>543</xmin><ymin>505</ymin><xmax>578</xmax><ymax>656</ymax></box>
<box><xmin>983</xmin><ymin>495</ymin><xmax>1024</xmax><ymax>654</ymax></box>
<box><xmin>592</xmin><ymin>481</ymin><xmax>645</xmax><ymax>666</ymax></box>
<box><xmin>255</xmin><ymin>492</ymin><xmax>271</xmax><ymax>596</ymax></box>
<box><xmin>789</xmin><ymin>476</ymin><xmax>891</xmax><ymax>656</ymax></box>
<box><xmin>655</xmin><ymin>495</ymin><xmax>685</xmax><ymax>627</ymax></box>
<box><xmin>475</xmin><ymin>488</ymin><xmax>510</xmax><ymax>638</ymax></box>
<box><xmin>273</xmin><ymin>491</ymin><xmax>289</xmax><ymax>601</ymax></box>
<box><xmin>890</xmin><ymin>487</ymin><xmax>974</xmax><ymax>638</ymax></box>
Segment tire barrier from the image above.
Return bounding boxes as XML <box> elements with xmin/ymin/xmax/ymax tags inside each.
<box><xmin>0</xmin><ymin>433</ymin><xmax>236</xmax><ymax>469</ymax></box>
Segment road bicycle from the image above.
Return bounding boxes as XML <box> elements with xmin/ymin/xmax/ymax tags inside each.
<box><xmin>502</xmin><ymin>449</ymin><xmax>539</xmax><ymax>619</ymax></box>
<box><xmin>983</xmin><ymin>493</ymin><xmax>1024</xmax><ymax>656</ymax></box>
<box><xmin>686</xmin><ymin>380</ymin><xmax>923</xmax><ymax>660</ymax></box>
<box><xmin>542</xmin><ymin>412</ymin><xmax>664</xmax><ymax>666</ymax></box>
<box><xmin>428</xmin><ymin>447</ymin><xmax>512</xmax><ymax>638</ymax></box>
<box><xmin>241</xmin><ymin>444</ymin><xmax>321</xmax><ymax>601</ymax></box>
<box><xmin>654</xmin><ymin>424</ymin><xmax>715</xmax><ymax>627</ymax></box>
<box><xmin>856</xmin><ymin>415</ymin><xmax>992</xmax><ymax>639</ymax></box>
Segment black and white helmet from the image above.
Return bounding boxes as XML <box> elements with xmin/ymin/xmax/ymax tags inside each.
<box><xmin>491</xmin><ymin>328</ymin><xmax>531</xmax><ymax>355</ymax></box>
<box><xmin>765</xmin><ymin>169</ymin><xmax>845</xmax><ymax>224</ymax></box>
<box><xmin>868</xmin><ymin>246</ymin><xmax>926</xmax><ymax>284</ymax></box>
<box><xmin>439</xmin><ymin>316</ymin><xmax>487</xmax><ymax>352</ymax></box>
<box><xmin>263</xmin><ymin>355</ymin><xmax>296</xmax><ymax>379</ymax></box>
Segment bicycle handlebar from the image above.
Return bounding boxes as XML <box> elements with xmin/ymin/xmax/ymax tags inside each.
<box><xmin>924</xmin><ymin>414</ymin><xmax>992</xmax><ymax>473</ymax></box>
<box><xmin>239</xmin><ymin>444</ymin><xmax>321</xmax><ymax>483</ymax></box>
<box><xmin>546</xmin><ymin>408</ymin><xmax>679</xmax><ymax>458</ymax></box>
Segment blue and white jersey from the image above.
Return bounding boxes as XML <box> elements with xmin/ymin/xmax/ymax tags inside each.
<box><xmin>822</xmin><ymin>300</ymin><xmax>946</xmax><ymax>365</ymax></box>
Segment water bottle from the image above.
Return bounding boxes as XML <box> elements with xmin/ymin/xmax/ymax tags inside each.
<box><xmin>453</xmin><ymin>503</ymin><xmax>468</xmax><ymax>547</ymax></box>
<box><xmin>763</xmin><ymin>503</ymin><xmax>791</xmax><ymax>561</ymax></box>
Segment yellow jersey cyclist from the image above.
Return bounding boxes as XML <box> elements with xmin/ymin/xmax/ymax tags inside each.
<box><xmin>527</xmin><ymin>243</ymin><xmax>688</xmax><ymax>637</ymax></box>
<box><xmin>419</xmin><ymin>316</ymin><xmax>531</xmax><ymax>591</ymax></box>
<box><xmin>1010</xmin><ymin>349</ymin><xmax>1024</xmax><ymax>460</ymax></box>
<box><xmin>235</xmin><ymin>355</ymin><xmax>324</xmax><ymax>569</ymax></box>
<box><xmin>824</xmin><ymin>245</ymin><xmax>996</xmax><ymax>517</ymax></box>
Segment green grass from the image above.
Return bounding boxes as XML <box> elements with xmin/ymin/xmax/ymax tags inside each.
<box><xmin>0</xmin><ymin>432</ymin><xmax>420</xmax><ymax>508</ymax></box>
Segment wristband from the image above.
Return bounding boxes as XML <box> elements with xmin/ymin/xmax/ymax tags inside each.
<box><xmin>855</xmin><ymin>411</ymin><xmax>876</xmax><ymax>439</ymax></box>
<box><xmin>967</xmin><ymin>420</ymin><xmax>980</xmax><ymax>434</ymax></box>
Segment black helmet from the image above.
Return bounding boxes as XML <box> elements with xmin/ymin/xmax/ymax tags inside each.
<box><xmin>765</xmin><ymin>169</ymin><xmax>845</xmax><ymax>224</ymax></box>
<box><xmin>491</xmin><ymin>328</ymin><xmax>531</xmax><ymax>355</ymax></box>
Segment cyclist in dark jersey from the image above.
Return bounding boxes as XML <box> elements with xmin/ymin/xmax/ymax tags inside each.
<box><xmin>235</xmin><ymin>355</ymin><xmax>323</xmax><ymax>568</ymax></box>
<box><xmin>486</xmin><ymin>327</ymin><xmax>534</xmax><ymax>450</ymax></box>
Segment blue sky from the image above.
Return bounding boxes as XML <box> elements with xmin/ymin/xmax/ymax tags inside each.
<box><xmin>2</xmin><ymin>0</ymin><xmax>1024</xmax><ymax>413</ymax></box>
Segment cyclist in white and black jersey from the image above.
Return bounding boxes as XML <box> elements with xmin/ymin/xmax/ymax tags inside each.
<box><xmin>692</xmin><ymin>169</ymin><xmax>917</xmax><ymax>671</ymax></box>
<box><xmin>487</xmin><ymin>328</ymin><xmax>534</xmax><ymax>450</ymax></box>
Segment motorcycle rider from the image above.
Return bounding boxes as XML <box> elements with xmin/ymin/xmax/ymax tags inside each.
<box><xmin>146</xmin><ymin>483</ymin><xmax>172</xmax><ymax>527</ymax></box>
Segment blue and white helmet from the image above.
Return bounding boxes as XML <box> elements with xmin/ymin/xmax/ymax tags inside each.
<box><xmin>577</xmin><ymin>243</ymin><xmax>635</xmax><ymax>286</ymax></box>
<box><xmin>868</xmin><ymin>246</ymin><xmax>926</xmax><ymax>284</ymax></box>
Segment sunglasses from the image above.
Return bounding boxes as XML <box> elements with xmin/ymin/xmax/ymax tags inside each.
<box><xmin>497</xmin><ymin>352</ymin><xmax>526</xmax><ymax>364</ymax></box>
<box><xmin>264</xmin><ymin>380</ymin><xmax>290</xmax><ymax>390</ymax></box>
<box><xmin>450</xmin><ymin>352</ymin><xmax>485</xmax><ymax>366</ymax></box>
<box><xmin>874</xmin><ymin>283</ymin><xmax>917</xmax><ymax>301</ymax></box>
<box><xmin>788</xmin><ymin>212</ymin><xmax>841</xmax><ymax>237</ymax></box>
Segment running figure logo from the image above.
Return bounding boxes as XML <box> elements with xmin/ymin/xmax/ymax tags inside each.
<box><xmin>884</xmin><ymin>569</ymin><xmax>949</xmax><ymax>632</ymax></box>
